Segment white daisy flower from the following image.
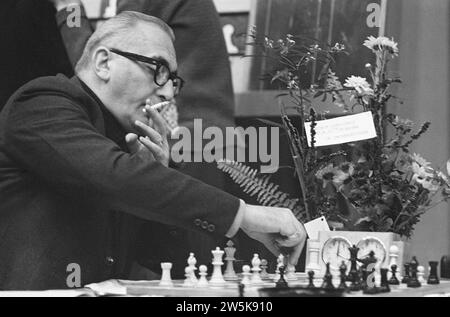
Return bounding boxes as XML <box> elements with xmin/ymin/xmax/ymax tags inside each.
<box><xmin>344</xmin><ymin>76</ymin><xmax>374</xmax><ymax>96</ymax></box>
<box><xmin>363</xmin><ymin>36</ymin><xmax>399</xmax><ymax>56</ymax></box>
<box><xmin>411</xmin><ymin>153</ymin><xmax>431</xmax><ymax>168</ymax></box>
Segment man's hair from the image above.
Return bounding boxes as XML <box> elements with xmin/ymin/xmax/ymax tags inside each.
<box><xmin>75</xmin><ymin>11</ymin><xmax>174</xmax><ymax>73</ymax></box>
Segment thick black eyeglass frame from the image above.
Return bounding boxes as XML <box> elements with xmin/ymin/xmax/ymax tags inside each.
<box><xmin>109</xmin><ymin>48</ymin><xmax>185</xmax><ymax>93</ymax></box>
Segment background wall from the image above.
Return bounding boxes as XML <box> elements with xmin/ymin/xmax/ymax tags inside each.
<box><xmin>387</xmin><ymin>0</ymin><xmax>450</xmax><ymax>263</ymax></box>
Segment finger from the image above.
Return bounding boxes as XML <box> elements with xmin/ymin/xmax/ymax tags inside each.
<box><xmin>134</xmin><ymin>120</ymin><xmax>164</xmax><ymax>144</ymax></box>
<box><xmin>145</xmin><ymin>103</ymin><xmax>169</xmax><ymax>136</ymax></box>
<box><xmin>286</xmin><ymin>239</ymin><xmax>306</xmax><ymax>267</ymax></box>
<box><xmin>125</xmin><ymin>133</ymin><xmax>140</xmax><ymax>154</ymax></box>
<box><xmin>139</xmin><ymin>136</ymin><xmax>164</xmax><ymax>158</ymax></box>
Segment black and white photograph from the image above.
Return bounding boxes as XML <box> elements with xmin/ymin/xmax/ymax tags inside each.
<box><xmin>0</xmin><ymin>0</ymin><xmax>449</xmax><ymax>301</ymax></box>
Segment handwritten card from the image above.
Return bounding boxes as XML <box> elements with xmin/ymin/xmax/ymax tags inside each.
<box><xmin>304</xmin><ymin>111</ymin><xmax>377</xmax><ymax>147</ymax></box>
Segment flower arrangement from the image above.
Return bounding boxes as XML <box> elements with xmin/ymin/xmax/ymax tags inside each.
<box><xmin>218</xmin><ymin>32</ymin><xmax>450</xmax><ymax>238</ymax></box>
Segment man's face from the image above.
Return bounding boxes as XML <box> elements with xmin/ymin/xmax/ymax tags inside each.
<box><xmin>106</xmin><ymin>24</ymin><xmax>177</xmax><ymax>133</ymax></box>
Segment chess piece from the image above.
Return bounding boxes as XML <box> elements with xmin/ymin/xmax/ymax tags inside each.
<box><xmin>428</xmin><ymin>261</ymin><xmax>440</xmax><ymax>284</ymax></box>
<box><xmin>362</xmin><ymin>265</ymin><xmax>379</xmax><ymax>295</ymax></box>
<box><xmin>388</xmin><ymin>264</ymin><xmax>400</xmax><ymax>285</ymax></box>
<box><xmin>197</xmin><ymin>265</ymin><xmax>209</xmax><ymax>287</ymax></box>
<box><xmin>187</xmin><ymin>253</ymin><xmax>198</xmax><ymax>285</ymax></box>
<box><xmin>224</xmin><ymin>240</ymin><xmax>239</xmax><ymax>281</ymax></box>
<box><xmin>378</xmin><ymin>268</ymin><xmax>391</xmax><ymax>293</ymax></box>
<box><xmin>210</xmin><ymin>247</ymin><xmax>226</xmax><ymax>285</ymax></box>
<box><xmin>337</xmin><ymin>261</ymin><xmax>348</xmax><ymax>290</ymax></box>
<box><xmin>182</xmin><ymin>267</ymin><xmax>195</xmax><ymax>287</ymax></box>
<box><xmin>250</xmin><ymin>254</ymin><xmax>263</xmax><ymax>285</ymax></box>
<box><xmin>285</xmin><ymin>264</ymin><xmax>297</xmax><ymax>281</ymax></box>
<box><xmin>348</xmin><ymin>245</ymin><xmax>361</xmax><ymax>291</ymax></box>
<box><xmin>407</xmin><ymin>261</ymin><xmax>421</xmax><ymax>288</ymax></box>
<box><xmin>305</xmin><ymin>241</ymin><xmax>321</xmax><ymax>273</ymax></box>
<box><xmin>307</xmin><ymin>271</ymin><xmax>316</xmax><ymax>289</ymax></box>
<box><xmin>159</xmin><ymin>262</ymin><xmax>174</xmax><ymax>287</ymax></box>
<box><xmin>389</xmin><ymin>245</ymin><xmax>399</xmax><ymax>267</ymax></box>
<box><xmin>321</xmin><ymin>263</ymin><xmax>335</xmax><ymax>291</ymax></box>
<box><xmin>260</xmin><ymin>259</ymin><xmax>270</xmax><ymax>280</ymax></box>
<box><xmin>401</xmin><ymin>263</ymin><xmax>410</xmax><ymax>284</ymax></box>
<box><xmin>441</xmin><ymin>255</ymin><xmax>450</xmax><ymax>278</ymax></box>
<box><xmin>274</xmin><ymin>254</ymin><xmax>285</xmax><ymax>281</ymax></box>
<box><xmin>241</xmin><ymin>265</ymin><xmax>251</xmax><ymax>286</ymax></box>
<box><xmin>417</xmin><ymin>266</ymin><xmax>426</xmax><ymax>284</ymax></box>
<box><xmin>276</xmin><ymin>266</ymin><xmax>288</xmax><ymax>288</ymax></box>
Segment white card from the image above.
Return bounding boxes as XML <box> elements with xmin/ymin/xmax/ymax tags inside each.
<box><xmin>304</xmin><ymin>111</ymin><xmax>377</xmax><ymax>147</ymax></box>
<box><xmin>304</xmin><ymin>216</ymin><xmax>330</xmax><ymax>240</ymax></box>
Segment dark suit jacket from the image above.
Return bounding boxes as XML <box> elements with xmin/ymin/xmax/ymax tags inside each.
<box><xmin>0</xmin><ymin>75</ymin><xmax>240</xmax><ymax>290</ymax></box>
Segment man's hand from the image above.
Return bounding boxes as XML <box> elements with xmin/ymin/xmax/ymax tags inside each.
<box><xmin>128</xmin><ymin>101</ymin><xmax>170</xmax><ymax>167</ymax></box>
<box><xmin>240</xmin><ymin>204</ymin><xmax>307</xmax><ymax>267</ymax></box>
<box><xmin>47</xmin><ymin>0</ymin><xmax>82</xmax><ymax>11</ymax></box>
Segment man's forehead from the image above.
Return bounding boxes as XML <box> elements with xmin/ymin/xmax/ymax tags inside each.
<box><xmin>131</xmin><ymin>24</ymin><xmax>177</xmax><ymax>69</ymax></box>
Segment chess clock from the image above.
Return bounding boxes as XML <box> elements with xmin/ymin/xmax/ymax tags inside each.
<box><xmin>305</xmin><ymin>231</ymin><xmax>407</xmax><ymax>277</ymax></box>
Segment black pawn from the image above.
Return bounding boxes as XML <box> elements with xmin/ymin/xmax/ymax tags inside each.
<box><xmin>321</xmin><ymin>263</ymin><xmax>335</xmax><ymax>291</ymax></box>
<box><xmin>276</xmin><ymin>266</ymin><xmax>288</xmax><ymax>288</ymax></box>
<box><xmin>427</xmin><ymin>261</ymin><xmax>440</xmax><ymax>285</ymax></box>
<box><xmin>338</xmin><ymin>261</ymin><xmax>348</xmax><ymax>290</ymax></box>
<box><xmin>407</xmin><ymin>262</ymin><xmax>421</xmax><ymax>288</ymax></box>
<box><xmin>388</xmin><ymin>264</ymin><xmax>400</xmax><ymax>285</ymax></box>
<box><xmin>379</xmin><ymin>268</ymin><xmax>391</xmax><ymax>293</ymax></box>
<box><xmin>307</xmin><ymin>271</ymin><xmax>316</xmax><ymax>289</ymax></box>
<box><xmin>401</xmin><ymin>263</ymin><xmax>410</xmax><ymax>284</ymax></box>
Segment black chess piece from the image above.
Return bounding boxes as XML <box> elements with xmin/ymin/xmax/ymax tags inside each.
<box><xmin>321</xmin><ymin>263</ymin><xmax>335</xmax><ymax>291</ymax></box>
<box><xmin>379</xmin><ymin>268</ymin><xmax>391</xmax><ymax>293</ymax></box>
<box><xmin>407</xmin><ymin>261</ymin><xmax>421</xmax><ymax>288</ymax></box>
<box><xmin>388</xmin><ymin>264</ymin><xmax>400</xmax><ymax>285</ymax></box>
<box><xmin>276</xmin><ymin>266</ymin><xmax>288</xmax><ymax>288</ymax></box>
<box><xmin>307</xmin><ymin>271</ymin><xmax>316</xmax><ymax>289</ymax></box>
<box><xmin>401</xmin><ymin>263</ymin><xmax>411</xmax><ymax>284</ymax></box>
<box><xmin>338</xmin><ymin>261</ymin><xmax>348</xmax><ymax>290</ymax></box>
<box><xmin>441</xmin><ymin>255</ymin><xmax>450</xmax><ymax>278</ymax></box>
<box><xmin>427</xmin><ymin>261</ymin><xmax>440</xmax><ymax>285</ymax></box>
<box><xmin>348</xmin><ymin>245</ymin><xmax>361</xmax><ymax>291</ymax></box>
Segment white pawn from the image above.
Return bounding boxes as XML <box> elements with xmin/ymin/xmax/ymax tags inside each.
<box><xmin>224</xmin><ymin>240</ymin><xmax>239</xmax><ymax>281</ymax></box>
<box><xmin>210</xmin><ymin>247</ymin><xmax>226</xmax><ymax>285</ymax></box>
<box><xmin>286</xmin><ymin>264</ymin><xmax>297</xmax><ymax>281</ymax></box>
<box><xmin>241</xmin><ymin>265</ymin><xmax>251</xmax><ymax>286</ymax></box>
<box><xmin>418</xmin><ymin>265</ymin><xmax>426</xmax><ymax>284</ymax></box>
<box><xmin>250</xmin><ymin>254</ymin><xmax>263</xmax><ymax>285</ymax></box>
<box><xmin>187</xmin><ymin>253</ymin><xmax>198</xmax><ymax>284</ymax></box>
<box><xmin>197</xmin><ymin>265</ymin><xmax>209</xmax><ymax>288</ymax></box>
<box><xmin>159</xmin><ymin>262</ymin><xmax>173</xmax><ymax>287</ymax></box>
<box><xmin>182</xmin><ymin>267</ymin><xmax>194</xmax><ymax>287</ymax></box>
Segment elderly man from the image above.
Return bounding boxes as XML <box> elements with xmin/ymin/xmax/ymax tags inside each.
<box><xmin>0</xmin><ymin>12</ymin><xmax>306</xmax><ymax>290</ymax></box>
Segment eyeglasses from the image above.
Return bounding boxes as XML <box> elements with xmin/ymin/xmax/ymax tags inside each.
<box><xmin>109</xmin><ymin>48</ymin><xmax>185</xmax><ymax>95</ymax></box>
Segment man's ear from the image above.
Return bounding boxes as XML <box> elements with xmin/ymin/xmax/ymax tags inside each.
<box><xmin>92</xmin><ymin>46</ymin><xmax>111</xmax><ymax>81</ymax></box>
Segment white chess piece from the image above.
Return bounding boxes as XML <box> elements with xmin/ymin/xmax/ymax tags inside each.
<box><xmin>275</xmin><ymin>254</ymin><xmax>285</xmax><ymax>281</ymax></box>
<box><xmin>250</xmin><ymin>254</ymin><xmax>263</xmax><ymax>285</ymax></box>
<box><xmin>418</xmin><ymin>266</ymin><xmax>426</xmax><ymax>284</ymax></box>
<box><xmin>305</xmin><ymin>241</ymin><xmax>321</xmax><ymax>274</ymax></box>
<box><xmin>241</xmin><ymin>265</ymin><xmax>251</xmax><ymax>286</ymax></box>
<box><xmin>389</xmin><ymin>245</ymin><xmax>399</xmax><ymax>267</ymax></box>
<box><xmin>187</xmin><ymin>253</ymin><xmax>198</xmax><ymax>284</ymax></box>
<box><xmin>182</xmin><ymin>267</ymin><xmax>194</xmax><ymax>287</ymax></box>
<box><xmin>224</xmin><ymin>240</ymin><xmax>239</xmax><ymax>281</ymax></box>
<box><xmin>210</xmin><ymin>247</ymin><xmax>226</xmax><ymax>286</ymax></box>
<box><xmin>197</xmin><ymin>265</ymin><xmax>209</xmax><ymax>288</ymax></box>
<box><xmin>159</xmin><ymin>262</ymin><xmax>174</xmax><ymax>287</ymax></box>
<box><xmin>286</xmin><ymin>264</ymin><xmax>297</xmax><ymax>281</ymax></box>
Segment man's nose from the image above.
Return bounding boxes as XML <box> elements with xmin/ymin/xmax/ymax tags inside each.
<box><xmin>157</xmin><ymin>80</ymin><xmax>175</xmax><ymax>101</ymax></box>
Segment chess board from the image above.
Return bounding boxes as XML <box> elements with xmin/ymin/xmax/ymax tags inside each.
<box><xmin>114</xmin><ymin>276</ymin><xmax>450</xmax><ymax>297</ymax></box>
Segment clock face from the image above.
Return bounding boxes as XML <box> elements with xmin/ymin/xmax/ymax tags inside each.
<box><xmin>321</xmin><ymin>237</ymin><xmax>351</xmax><ymax>270</ymax></box>
<box><xmin>356</xmin><ymin>237</ymin><xmax>387</xmax><ymax>267</ymax></box>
